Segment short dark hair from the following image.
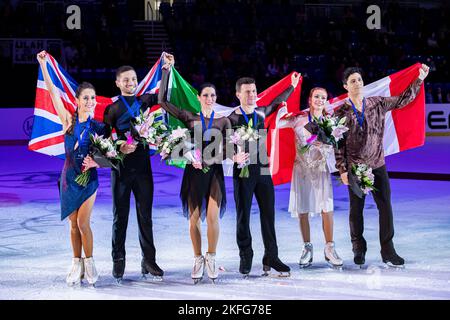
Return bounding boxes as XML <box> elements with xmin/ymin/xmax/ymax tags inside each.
<box><xmin>75</xmin><ymin>82</ymin><xmax>95</xmax><ymax>98</ymax></box>
<box><xmin>235</xmin><ymin>77</ymin><xmax>256</xmax><ymax>92</ymax></box>
<box><xmin>116</xmin><ymin>65</ymin><xmax>135</xmax><ymax>79</ymax></box>
<box><xmin>342</xmin><ymin>67</ymin><xmax>363</xmax><ymax>84</ymax></box>
<box><xmin>198</xmin><ymin>82</ymin><xmax>217</xmax><ymax>95</ymax></box>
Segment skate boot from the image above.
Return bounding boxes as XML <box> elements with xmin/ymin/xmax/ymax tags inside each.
<box><xmin>84</xmin><ymin>257</ymin><xmax>99</xmax><ymax>286</ymax></box>
<box><xmin>382</xmin><ymin>251</ymin><xmax>405</xmax><ymax>268</ymax></box>
<box><xmin>262</xmin><ymin>256</ymin><xmax>291</xmax><ymax>277</ymax></box>
<box><xmin>112</xmin><ymin>258</ymin><xmax>125</xmax><ymax>283</ymax></box>
<box><xmin>353</xmin><ymin>251</ymin><xmax>366</xmax><ymax>267</ymax></box>
<box><xmin>299</xmin><ymin>242</ymin><xmax>313</xmax><ymax>268</ymax></box>
<box><xmin>66</xmin><ymin>257</ymin><xmax>84</xmax><ymax>286</ymax></box>
<box><xmin>324</xmin><ymin>242</ymin><xmax>343</xmax><ymax>269</ymax></box>
<box><xmin>239</xmin><ymin>252</ymin><xmax>253</xmax><ymax>278</ymax></box>
<box><xmin>141</xmin><ymin>259</ymin><xmax>164</xmax><ymax>279</ymax></box>
<box><xmin>205</xmin><ymin>252</ymin><xmax>218</xmax><ymax>282</ymax></box>
<box><xmin>191</xmin><ymin>255</ymin><xmax>205</xmax><ymax>284</ymax></box>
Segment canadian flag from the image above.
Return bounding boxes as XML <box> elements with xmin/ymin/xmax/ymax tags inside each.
<box><xmin>269</xmin><ymin>63</ymin><xmax>425</xmax><ymax>185</ymax></box>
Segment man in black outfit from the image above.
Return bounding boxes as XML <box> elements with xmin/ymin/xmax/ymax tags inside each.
<box><xmin>229</xmin><ymin>73</ymin><xmax>300</xmax><ymax>276</ymax></box>
<box><xmin>103</xmin><ymin>53</ymin><xmax>174</xmax><ymax>281</ymax></box>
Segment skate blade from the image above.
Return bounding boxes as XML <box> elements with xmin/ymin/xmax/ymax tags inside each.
<box><xmin>209</xmin><ymin>278</ymin><xmax>218</xmax><ymax>284</ymax></box>
<box><xmin>385</xmin><ymin>262</ymin><xmax>405</xmax><ymax>269</ymax></box>
<box><xmin>326</xmin><ymin>260</ymin><xmax>343</xmax><ymax>270</ymax></box>
<box><xmin>193</xmin><ymin>277</ymin><xmax>203</xmax><ymax>284</ymax></box>
<box><xmin>142</xmin><ymin>274</ymin><xmax>163</xmax><ymax>281</ymax></box>
<box><xmin>299</xmin><ymin>262</ymin><xmax>312</xmax><ymax>269</ymax></box>
<box><xmin>261</xmin><ymin>270</ymin><xmax>290</xmax><ymax>278</ymax></box>
<box><xmin>67</xmin><ymin>281</ymin><xmax>81</xmax><ymax>287</ymax></box>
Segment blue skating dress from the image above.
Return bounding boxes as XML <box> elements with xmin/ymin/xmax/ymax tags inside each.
<box><xmin>60</xmin><ymin>117</ymin><xmax>105</xmax><ymax>220</ymax></box>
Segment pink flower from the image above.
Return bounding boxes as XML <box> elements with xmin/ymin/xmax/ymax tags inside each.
<box><xmin>306</xmin><ymin>134</ymin><xmax>317</xmax><ymax>144</ymax></box>
<box><xmin>106</xmin><ymin>150</ymin><xmax>117</xmax><ymax>158</ymax></box>
<box><xmin>194</xmin><ymin>149</ymin><xmax>202</xmax><ymax>162</ymax></box>
<box><xmin>230</xmin><ymin>131</ymin><xmax>241</xmax><ymax>145</ymax></box>
<box><xmin>331</xmin><ymin>126</ymin><xmax>348</xmax><ymax>141</ymax></box>
<box><xmin>125</xmin><ymin>131</ymin><xmax>135</xmax><ymax>145</ymax></box>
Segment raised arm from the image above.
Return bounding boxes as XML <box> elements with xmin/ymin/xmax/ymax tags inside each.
<box><xmin>261</xmin><ymin>72</ymin><xmax>300</xmax><ymax>116</ymax></box>
<box><xmin>379</xmin><ymin>64</ymin><xmax>429</xmax><ymax>113</ymax></box>
<box><xmin>36</xmin><ymin>51</ymin><xmax>71</xmax><ymax>132</ymax></box>
<box><xmin>158</xmin><ymin>67</ymin><xmax>190</xmax><ymax>124</ymax></box>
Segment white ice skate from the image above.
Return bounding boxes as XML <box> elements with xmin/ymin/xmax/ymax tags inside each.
<box><xmin>66</xmin><ymin>257</ymin><xmax>84</xmax><ymax>286</ymax></box>
<box><xmin>84</xmin><ymin>257</ymin><xmax>99</xmax><ymax>286</ymax></box>
<box><xmin>324</xmin><ymin>242</ymin><xmax>343</xmax><ymax>269</ymax></box>
<box><xmin>299</xmin><ymin>242</ymin><xmax>313</xmax><ymax>268</ymax></box>
<box><xmin>191</xmin><ymin>255</ymin><xmax>205</xmax><ymax>284</ymax></box>
<box><xmin>205</xmin><ymin>252</ymin><xmax>218</xmax><ymax>283</ymax></box>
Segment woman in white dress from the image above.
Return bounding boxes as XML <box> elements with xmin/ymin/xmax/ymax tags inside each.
<box><xmin>277</xmin><ymin>87</ymin><xmax>343</xmax><ymax>268</ymax></box>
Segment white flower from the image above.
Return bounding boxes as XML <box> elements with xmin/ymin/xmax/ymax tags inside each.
<box><xmin>171</xmin><ymin>127</ymin><xmax>188</xmax><ymax>140</ymax></box>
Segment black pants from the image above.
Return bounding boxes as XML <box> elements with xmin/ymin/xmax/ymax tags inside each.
<box><xmin>233</xmin><ymin>166</ymin><xmax>278</xmax><ymax>259</ymax></box>
<box><xmin>348</xmin><ymin>165</ymin><xmax>395</xmax><ymax>256</ymax></box>
<box><xmin>111</xmin><ymin>169</ymin><xmax>156</xmax><ymax>262</ymax></box>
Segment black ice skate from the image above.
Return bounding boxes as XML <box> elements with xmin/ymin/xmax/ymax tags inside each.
<box><xmin>239</xmin><ymin>253</ymin><xmax>253</xmax><ymax>278</ymax></box>
<box><xmin>382</xmin><ymin>251</ymin><xmax>405</xmax><ymax>268</ymax></box>
<box><xmin>353</xmin><ymin>251</ymin><xmax>366</xmax><ymax>268</ymax></box>
<box><xmin>262</xmin><ymin>256</ymin><xmax>290</xmax><ymax>277</ymax></box>
<box><xmin>141</xmin><ymin>259</ymin><xmax>164</xmax><ymax>280</ymax></box>
<box><xmin>112</xmin><ymin>258</ymin><xmax>125</xmax><ymax>283</ymax></box>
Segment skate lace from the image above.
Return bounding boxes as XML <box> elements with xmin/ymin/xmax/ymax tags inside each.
<box><xmin>84</xmin><ymin>259</ymin><xmax>96</xmax><ymax>278</ymax></box>
<box><xmin>206</xmin><ymin>255</ymin><xmax>215</xmax><ymax>273</ymax></box>
<box><xmin>301</xmin><ymin>245</ymin><xmax>312</xmax><ymax>260</ymax></box>
<box><xmin>68</xmin><ymin>260</ymin><xmax>81</xmax><ymax>279</ymax></box>
<box><xmin>193</xmin><ymin>256</ymin><xmax>204</xmax><ymax>273</ymax></box>
<box><xmin>326</xmin><ymin>246</ymin><xmax>341</xmax><ymax>260</ymax></box>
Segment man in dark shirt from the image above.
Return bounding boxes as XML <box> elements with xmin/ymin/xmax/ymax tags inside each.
<box><xmin>229</xmin><ymin>73</ymin><xmax>300</xmax><ymax>277</ymax></box>
<box><xmin>103</xmin><ymin>53</ymin><xmax>174</xmax><ymax>281</ymax></box>
<box><xmin>335</xmin><ymin>64</ymin><xmax>429</xmax><ymax>267</ymax></box>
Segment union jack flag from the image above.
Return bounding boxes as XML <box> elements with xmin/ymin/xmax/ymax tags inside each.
<box><xmin>29</xmin><ymin>52</ymin><xmax>167</xmax><ymax>158</ymax></box>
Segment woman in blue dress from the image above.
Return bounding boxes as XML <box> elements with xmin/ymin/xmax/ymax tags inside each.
<box><xmin>37</xmin><ymin>51</ymin><xmax>105</xmax><ymax>286</ymax></box>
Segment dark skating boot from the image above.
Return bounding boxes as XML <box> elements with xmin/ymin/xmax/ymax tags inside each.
<box><xmin>353</xmin><ymin>251</ymin><xmax>366</xmax><ymax>267</ymax></box>
<box><xmin>262</xmin><ymin>256</ymin><xmax>290</xmax><ymax>277</ymax></box>
<box><xmin>141</xmin><ymin>259</ymin><xmax>164</xmax><ymax>278</ymax></box>
<box><xmin>239</xmin><ymin>253</ymin><xmax>253</xmax><ymax>276</ymax></box>
<box><xmin>382</xmin><ymin>251</ymin><xmax>405</xmax><ymax>268</ymax></box>
<box><xmin>112</xmin><ymin>258</ymin><xmax>125</xmax><ymax>283</ymax></box>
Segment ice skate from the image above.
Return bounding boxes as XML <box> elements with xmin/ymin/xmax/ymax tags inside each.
<box><xmin>239</xmin><ymin>253</ymin><xmax>253</xmax><ymax>278</ymax></box>
<box><xmin>66</xmin><ymin>257</ymin><xmax>84</xmax><ymax>286</ymax></box>
<box><xmin>353</xmin><ymin>251</ymin><xmax>366</xmax><ymax>269</ymax></box>
<box><xmin>112</xmin><ymin>258</ymin><xmax>125</xmax><ymax>284</ymax></box>
<box><xmin>262</xmin><ymin>256</ymin><xmax>290</xmax><ymax>277</ymax></box>
<box><xmin>324</xmin><ymin>242</ymin><xmax>343</xmax><ymax>270</ymax></box>
<box><xmin>382</xmin><ymin>251</ymin><xmax>405</xmax><ymax>269</ymax></box>
<box><xmin>84</xmin><ymin>257</ymin><xmax>99</xmax><ymax>286</ymax></box>
<box><xmin>299</xmin><ymin>242</ymin><xmax>313</xmax><ymax>268</ymax></box>
<box><xmin>205</xmin><ymin>252</ymin><xmax>218</xmax><ymax>283</ymax></box>
<box><xmin>191</xmin><ymin>255</ymin><xmax>204</xmax><ymax>284</ymax></box>
<box><xmin>141</xmin><ymin>259</ymin><xmax>164</xmax><ymax>281</ymax></box>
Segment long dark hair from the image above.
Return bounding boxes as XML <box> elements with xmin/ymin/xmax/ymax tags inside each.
<box><xmin>67</xmin><ymin>82</ymin><xmax>96</xmax><ymax>135</ymax></box>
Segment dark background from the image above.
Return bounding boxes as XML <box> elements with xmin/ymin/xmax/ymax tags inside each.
<box><xmin>0</xmin><ymin>0</ymin><xmax>449</xmax><ymax>108</ymax></box>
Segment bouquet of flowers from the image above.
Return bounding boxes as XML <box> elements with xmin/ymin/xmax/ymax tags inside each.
<box><xmin>305</xmin><ymin>114</ymin><xmax>348</xmax><ymax>148</ymax></box>
<box><xmin>158</xmin><ymin>127</ymin><xmax>190</xmax><ymax>160</ymax></box>
<box><xmin>75</xmin><ymin>134</ymin><xmax>126</xmax><ymax>187</ymax></box>
<box><xmin>230</xmin><ymin>119</ymin><xmax>260</xmax><ymax>178</ymax></box>
<box><xmin>183</xmin><ymin>147</ymin><xmax>210</xmax><ymax>173</ymax></box>
<box><xmin>131</xmin><ymin>108</ymin><xmax>168</xmax><ymax>148</ymax></box>
<box><xmin>348</xmin><ymin>163</ymin><xmax>377</xmax><ymax>198</ymax></box>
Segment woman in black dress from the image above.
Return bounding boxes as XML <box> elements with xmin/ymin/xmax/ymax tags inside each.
<box><xmin>159</xmin><ymin>68</ymin><xmax>234</xmax><ymax>283</ymax></box>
